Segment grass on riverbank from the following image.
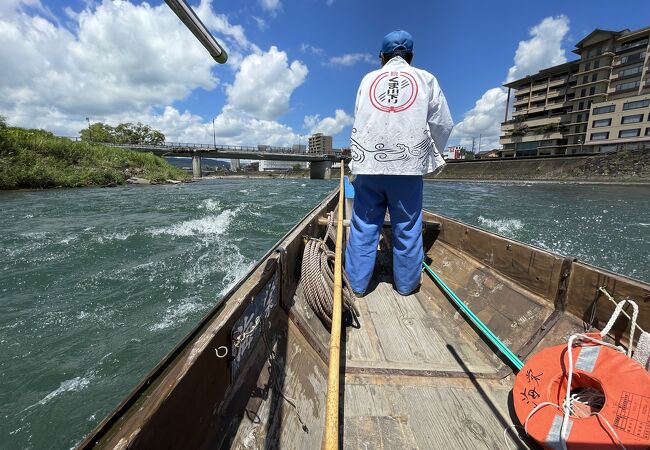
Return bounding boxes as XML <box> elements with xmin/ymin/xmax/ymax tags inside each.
<box><xmin>0</xmin><ymin>122</ymin><xmax>190</xmax><ymax>189</ymax></box>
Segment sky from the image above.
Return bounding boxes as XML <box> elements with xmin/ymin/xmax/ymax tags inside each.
<box><xmin>1</xmin><ymin>0</ymin><xmax>649</xmax><ymax>151</ymax></box>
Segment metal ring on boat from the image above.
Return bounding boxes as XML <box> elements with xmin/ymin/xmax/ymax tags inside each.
<box><xmin>513</xmin><ymin>334</ymin><xmax>650</xmax><ymax>449</ymax></box>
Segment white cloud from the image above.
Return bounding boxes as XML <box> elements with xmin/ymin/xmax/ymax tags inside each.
<box><xmin>300</xmin><ymin>43</ymin><xmax>324</xmax><ymax>56</ymax></box>
<box><xmin>303</xmin><ymin>109</ymin><xmax>353</xmax><ymax>136</ymax></box>
<box><xmin>0</xmin><ymin>1</ymin><xmax>313</xmax><ymax>148</ymax></box>
<box><xmin>0</xmin><ymin>0</ymin><xmax>232</xmax><ymax>121</ymax></box>
<box><xmin>226</xmin><ymin>46</ymin><xmax>308</xmax><ymax>121</ymax></box>
<box><xmin>506</xmin><ymin>16</ymin><xmax>570</xmax><ymax>83</ymax></box>
<box><xmin>327</xmin><ymin>53</ymin><xmax>376</xmax><ymax>67</ymax></box>
<box><xmin>259</xmin><ymin>0</ymin><xmax>281</xmax><ymax>15</ymax></box>
<box><xmin>450</xmin><ymin>15</ymin><xmax>570</xmax><ymax>150</ymax></box>
<box><xmin>252</xmin><ymin>16</ymin><xmax>267</xmax><ymax>31</ymax></box>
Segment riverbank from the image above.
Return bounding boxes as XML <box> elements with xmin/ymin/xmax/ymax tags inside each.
<box><xmin>0</xmin><ymin>123</ymin><xmax>189</xmax><ymax>190</ymax></box>
<box><xmin>427</xmin><ymin>150</ymin><xmax>650</xmax><ymax>182</ymax></box>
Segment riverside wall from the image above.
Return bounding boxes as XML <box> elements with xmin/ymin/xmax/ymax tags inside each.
<box><xmin>426</xmin><ymin>150</ymin><xmax>650</xmax><ymax>183</ymax></box>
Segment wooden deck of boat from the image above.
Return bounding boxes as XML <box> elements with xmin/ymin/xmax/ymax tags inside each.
<box><xmin>224</xmin><ymin>271</ymin><xmax>546</xmax><ymax>449</ymax></box>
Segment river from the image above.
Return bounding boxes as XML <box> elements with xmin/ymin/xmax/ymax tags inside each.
<box><xmin>1</xmin><ymin>179</ymin><xmax>648</xmax><ymax>449</ymax></box>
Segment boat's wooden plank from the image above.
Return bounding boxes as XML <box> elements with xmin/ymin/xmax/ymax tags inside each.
<box><xmin>565</xmin><ymin>261</ymin><xmax>650</xmax><ymax>337</ymax></box>
<box><xmin>344</xmin><ymin>415</ymin><xmax>419</xmax><ymax>449</ymax></box>
<box><xmin>226</xmin><ymin>314</ymin><xmax>327</xmax><ymax>450</ymax></box>
<box><xmin>425</xmin><ymin>211</ymin><xmax>565</xmax><ymax>302</ymax></box>
<box><xmin>400</xmin><ymin>384</ymin><xmax>523</xmax><ymax>449</ymax></box>
<box><xmin>342</xmin><ymin>375</ymin><xmax>534</xmax><ymax>449</ymax></box>
<box><xmin>345</xmin><ymin>281</ymin><xmax>497</xmax><ymax>373</ymax></box>
<box><xmin>425</xmin><ymin>242</ymin><xmax>554</xmax><ymax>368</ymax></box>
<box><xmin>286</xmin><ymin>283</ymin><xmax>331</xmax><ymax>364</ymax></box>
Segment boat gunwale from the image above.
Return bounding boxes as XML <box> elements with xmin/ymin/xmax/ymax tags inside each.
<box><xmin>76</xmin><ymin>188</ymin><xmax>339</xmax><ymax>449</ymax></box>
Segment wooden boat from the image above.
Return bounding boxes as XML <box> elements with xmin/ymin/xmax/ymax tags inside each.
<box><xmin>77</xmin><ymin>185</ymin><xmax>650</xmax><ymax>449</ymax></box>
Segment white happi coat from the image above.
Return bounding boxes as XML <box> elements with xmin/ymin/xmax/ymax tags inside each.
<box><xmin>349</xmin><ymin>56</ymin><xmax>454</xmax><ymax>175</ymax></box>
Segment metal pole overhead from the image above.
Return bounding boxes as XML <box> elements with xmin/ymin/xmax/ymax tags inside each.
<box><xmin>164</xmin><ymin>0</ymin><xmax>228</xmax><ymax>64</ymax></box>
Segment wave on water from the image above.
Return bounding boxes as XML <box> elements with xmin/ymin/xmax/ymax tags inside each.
<box><xmin>149</xmin><ymin>208</ymin><xmax>239</xmax><ymax>237</ymax></box>
<box><xmin>198</xmin><ymin>198</ymin><xmax>221</xmax><ymax>212</ymax></box>
<box><xmin>25</xmin><ymin>376</ymin><xmax>91</xmax><ymax>410</ymax></box>
<box><xmin>477</xmin><ymin>216</ymin><xmax>524</xmax><ymax>235</ymax></box>
<box><xmin>149</xmin><ymin>297</ymin><xmax>204</xmax><ymax>331</ymax></box>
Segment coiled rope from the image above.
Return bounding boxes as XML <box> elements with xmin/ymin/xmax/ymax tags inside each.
<box><xmin>300</xmin><ymin>212</ymin><xmax>359</xmax><ymax>329</ymax></box>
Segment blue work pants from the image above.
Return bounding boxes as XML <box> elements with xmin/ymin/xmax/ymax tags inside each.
<box><xmin>345</xmin><ymin>175</ymin><xmax>423</xmax><ymax>295</ymax></box>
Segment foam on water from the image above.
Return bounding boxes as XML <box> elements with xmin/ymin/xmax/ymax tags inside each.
<box><xmin>198</xmin><ymin>198</ymin><xmax>220</xmax><ymax>212</ymax></box>
<box><xmin>149</xmin><ymin>297</ymin><xmax>205</xmax><ymax>331</ymax></box>
<box><xmin>26</xmin><ymin>377</ymin><xmax>91</xmax><ymax>410</ymax></box>
<box><xmin>477</xmin><ymin>216</ymin><xmax>524</xmax><ymax>235</ymax></box>
<box><xmin>149</xmin><ymin>208</ymin><xmax>238</xmax><ymax>237</ymax></box>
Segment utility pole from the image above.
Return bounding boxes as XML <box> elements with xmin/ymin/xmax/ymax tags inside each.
<box><xmin>212</xmin><ymin>118</ymin><xmax>216</xmax><ymax>148</ymax></box>
<box><xmin>471</xmin><ymin>137</ymin><xmax>475</xmax><ymax>153</ymax></box>
<box><xmin>478</xmin><ymin>133</ymin><xmax>482</xmax><ymax>153</ymax></box>
<box><xmin>86</xmin><ymin>117</ymin><xmax>92</xmax><ymax>142</ymax></box>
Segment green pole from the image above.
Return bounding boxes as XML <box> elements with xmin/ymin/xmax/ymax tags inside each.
<box><xmin>422</xmin><ymin>261</ymin><xmax>524</xmax><ymax>371</ymax></box>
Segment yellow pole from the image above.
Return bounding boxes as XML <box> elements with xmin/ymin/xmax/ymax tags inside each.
<box><xmin>322</xmin><ymin>161</ymin><xmax>345</xmax><ymax>450</ymax></box>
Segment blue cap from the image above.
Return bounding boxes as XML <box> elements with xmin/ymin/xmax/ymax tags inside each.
<box><xmin>380</xmin><ymin>30</ymin><xmax>414</xmax><ymax>54</ymax></box>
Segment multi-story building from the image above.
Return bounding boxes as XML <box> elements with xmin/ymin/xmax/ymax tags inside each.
<box><xmin>500</xmin><ymin>26</ymin><xmax>650</xmax><ymax>157</ymax></box>
<box><xmin>308</xmin><ymin>133</ymin><xmax>333</xmax><ymax>154</ymax></box>
<box><xmin>444</xmin><ymin>145</ymin><xmax>465</xmax><ymax>160</ymax></box>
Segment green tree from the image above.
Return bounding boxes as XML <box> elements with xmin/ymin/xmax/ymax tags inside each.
<box><xmin>79</xmin><ymin>122</ymin><xmax>165</xmax><ymax>145</ymax></box>
<box><xmin>292</xmin><ymin>163</ymin><xmax>302</xmax><ymax>170</ymax></box>
<box><xmin>80</xmin><ymin>122</ymin><xmax>115</xmax><ymax>143</ymax></box>
<box><xmin>114</xmin><ymin>122</ymin><xmax>165</xmax><ymax>145</ymax></box>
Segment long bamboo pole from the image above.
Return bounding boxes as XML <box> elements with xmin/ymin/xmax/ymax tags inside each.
<box><xmin>322</xmin><ymin>161</ymin><xmax>345</xmax><ymax>450</ymax></box>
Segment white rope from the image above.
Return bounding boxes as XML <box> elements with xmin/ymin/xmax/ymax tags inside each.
<box><xmin>598</xmin><ymin>286</ymin><xmax>644</xmax><ymax>338</ymax></box>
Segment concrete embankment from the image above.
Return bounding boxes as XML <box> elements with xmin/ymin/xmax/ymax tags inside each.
<box><xmin>426</xmin><ymin>150</ymin><xmax>650</xmax><ymax>183</ymax></box>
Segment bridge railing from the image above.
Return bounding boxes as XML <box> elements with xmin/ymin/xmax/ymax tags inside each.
<box><xmin>61</xmin><ymin>136</ymin><xmax>345</xmax><ymax>157</ymax></box>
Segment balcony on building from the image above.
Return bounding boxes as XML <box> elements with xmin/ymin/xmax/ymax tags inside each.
<box><xmin>615</xmin><ymin>38</ymin><xmax>649</xmax><ymax>54</ymax></box>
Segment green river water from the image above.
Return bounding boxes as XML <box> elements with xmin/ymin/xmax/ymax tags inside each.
<box><xmin>1</xmin><ymin>179</ymin><xmax>648</xmax><ymax>449</ymax></box>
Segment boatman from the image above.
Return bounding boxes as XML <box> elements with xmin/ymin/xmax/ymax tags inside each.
<box><xmin>346</xmin><ymin>30</ymin><xmax>453</xmax><ymax>296</ymax></box>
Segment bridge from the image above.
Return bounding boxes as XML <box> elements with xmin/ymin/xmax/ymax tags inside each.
<box><xmin>97</xmin><ymin>141</ymin><xmax>344</xmax><ymax>179</ymax></box>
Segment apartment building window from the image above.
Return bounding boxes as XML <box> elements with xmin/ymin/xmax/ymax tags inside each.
<box><xmin>623</xmin><ymin>99</ymin><xmax>650</xmax><ymax>110</ymax></box>
<box><xmin>619</xmin><ymin>129</ymin><xmax>640</xmax><ymax>138</ymax></box>
<box><xmin>594</xmin><ymin>59</ymin><xmax>601</xmax><ymax>69</ymax></box>
<box><xmin>620</xmin><ymin>51</ymin><xmax>646</xmax><ymax>64</ymax></box>
<box><xmin>578</xmin><ymin>101</ymin><xmax>585</xmax><ymax>110</ymax></box>
<box><xmin>589</xmin><ymin>87</ymin><xmax>596</xmax><ymax>95</ymax></box>
<box><xmin>591</xmin><ymin>73</ymin><xmax>598</xmax><ymax>82</ymax></box>
<box><xmin>576</xmin><ymin>114</ymin><xmax>583</xmax><ymax>122</ymax></box>
<box><xmin>590</xmin><ymin>132</ymin><xmax>609</xmax><ymax>140</ymax></box>
<box><xmin>582</xmin><ymin>75</ymin><xmax>589</xmax><ymax>84</ymax></box>
<box><xmin>621</xmin><ymin>114</ymin><xmax>643</xmax><ymax>124</ymax></box>
<box><xmin>618</xmin><ymin>65</ymin><xmax>643</xmax><ymax>78</ymax></box>
<box><xmin>587</xmin><ymin>100</ymin><xmax>593</xmax><ymax>109</ymax></box>
<box><xmin>593</xmin><ymin>105</ymin><xmax>615</xmax><ymax>114</ymax></box>
<box><xmin>593</xmin><ymin>119</ymin><xmax>611</xmax><ymax>128</ymax></box>
<box><xmin>616</xmin><ymin>80</ymin><xmax>640</xmax><ymax>92</ymax></box>
<box><xmin>646</xmin><ymin>128</ymin><xmax>650</xmax><ymax>136</ymax></box>
<box><xmin>580</xmin><ymin>89</ymin><xmax>587</xmax><ymax>97</ymax></box>
<box><xmin>584</xmin><ymin>62</ymin><xmax>591</xmax><ymax>71</ymax></box>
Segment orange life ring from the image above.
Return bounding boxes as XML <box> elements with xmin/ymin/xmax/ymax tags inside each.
<box><xmin>514</xmin><ymin>336</ymin><xmax>650</xmax><ymax>449</ymax></box>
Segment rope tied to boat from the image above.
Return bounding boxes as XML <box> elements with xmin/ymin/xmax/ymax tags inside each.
<box><xmin>300</xmin><ymin>211</ymin><xmax>359</xmax><ymax>329</ymax></box>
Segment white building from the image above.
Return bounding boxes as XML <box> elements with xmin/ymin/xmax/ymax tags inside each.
<box><xmin>444</xmin><ymin>145</ymin><xmax>465</xmax><ymax>160</ymax></box>
<box><xmin>259</xmin><ymin>160</ymin><xmax>308</xmax><ymax>171</ymax></box>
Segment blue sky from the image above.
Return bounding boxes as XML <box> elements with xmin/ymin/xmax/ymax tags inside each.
<box><xmin>1</xmin><ymin>0</ymin><xmax>649</xmax><ymax>149</ymax></box>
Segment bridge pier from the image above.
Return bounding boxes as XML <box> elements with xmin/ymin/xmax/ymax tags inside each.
<box><xmin>230</xmin><ymin>159</ymin><xmax>240</xmax><ymax>171</ymax></box>
<box><xmin>310</xmin><ymin>161</ymin><xmax>332</xmax><ymax>180</ymax></box>
<box><xmin>192</xmin><ymin>155</ymin><xmax>202</xmax><ymax>179</ymax></box>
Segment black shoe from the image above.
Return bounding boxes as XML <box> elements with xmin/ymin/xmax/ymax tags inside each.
<box><xmin>396</xmin><ymin>284</ymin><xmax>420</xmax><ymax>296</ymax></box>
